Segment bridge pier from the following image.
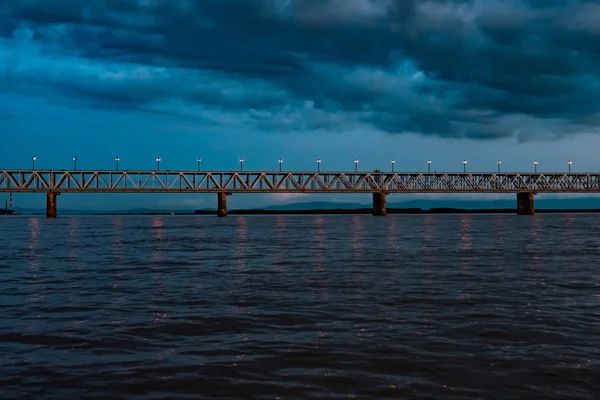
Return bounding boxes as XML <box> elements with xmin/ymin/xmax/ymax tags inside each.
<box><xmin>217</xmin><ymin>192</ymin><xmax>228</xmax><ymax>217</ymax></box>
<box><xmin>46</xmin><ymin>192</ymin><xmax>60</xmax><ymax>218</ymax></box>
<box><xmin>517</xmin><ymin>192</ymin><xmax>535</xmax><ymax>215</ymax></box>
<box><xmin>372</xmin><ymin>192</ymin><xmax>387</xmax><ymax>216</ymax></box>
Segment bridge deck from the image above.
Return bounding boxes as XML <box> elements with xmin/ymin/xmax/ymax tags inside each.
<box><xmin>1</xmin><ymin>170</ymin><xmax>598</xmax><ymax>193</ymax></box>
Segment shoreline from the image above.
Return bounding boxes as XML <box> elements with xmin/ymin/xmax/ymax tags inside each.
<box><xmin>193</xmin><ymin>208</ymin><xmax>600</xmax><ymax>215</ymax></box>
<box><xmin>98</xmin><ymin>207</ymin><xmax>600</xmax><ymax>215</ymax></box>
<box><xmin>11</xmin><ymin>207</ymin><xmax>600</xmax><ymax>216</ymax></box>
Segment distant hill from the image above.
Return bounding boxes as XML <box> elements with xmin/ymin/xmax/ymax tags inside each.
<box><xmin>263</xmin><ymin>201</ymin><xmax>365</xmax><ymax>211</ymax></box>
<box><xmin>390</xmin><ymin>198</ymin><xmax>600</xmax><ymax>210</ymax></box>
<box><xmin>13</xmin><ymin>207</ymin><xmax>196</xmax><ymax>216</ymax></box>
<box><xmin>11</xmin><ymin>197</ymin><xmax>600</xmax><ymax>215</ymax></box>
<box><xmin>263</xmin><ymin>198</ymin><xmax>600</xmax><ymax>211</ymax></box>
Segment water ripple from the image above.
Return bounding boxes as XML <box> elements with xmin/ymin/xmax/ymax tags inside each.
<box><xmin>0</xmin><ymin>214</ymin><xmax>599</xmax><ymax>399</ymax></box>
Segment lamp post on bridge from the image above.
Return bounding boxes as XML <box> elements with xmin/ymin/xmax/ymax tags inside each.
<box><xmin>534</xmin><ymin>160</ymin><xmax>538</xmax><ymax>173</ymax></box>
<box><xmin>427</xmin><ymin>159</ymin><xmax>431</xmax><ymax>173</ymax></box>
<box><xmin>497</xmin><ymin>160</ymin><xmax>501</xmax><ymax>173</ymax></box>
<box><xmin>463</xmin><ymin>160</ymin><xmax>467</xmax><ymax>173</ymax></box>
<box><xmin>317</xmin><ymin>159</ymin><xmax>321</xmax><ymax>173</ymax></box>
<box><xmin>354</xmin><ymin>159</ymin><xmax>359</xmax><ymax>173</ymax></box>
<box><xmin>115</xmin><ymin>157</ymin><xmax>120</xmax><ymax>171</ymax></box>
<box><xmin>391</xmin><ymin>159</ymin><xmax>395</xmax><ymax>173</ymax></box>
<box><xmin>568</xmin><ymin>160</ymin><xmax>572</xmax><ymax>174</ymax></box>
<box><xmin>73</xmin><ymin>157</ymin><xmax>77</xmax><ymax>171</ymax></box>
<box><xmin>156</xmin><ymin>157</ymin><xmax>161</xmax><ymax>171</ymax></box>
<box><xmin>278</xmin><ymin>158</ymin><xmax>283</xmax><ymax>172</ymax></box>
<box><xmin>32</xmin><ymin>156</ymin><xmax>36</xmax><ymax>170</ymax></box>
<box><xmin>197</xmin><ymin>158</ymin><xmax>202</xmax><ymax>172</ymax></box>
<box><xmin>240</xmin><ymin>158</ymin><xmax>244</xmax><ymax>172</ymax></box>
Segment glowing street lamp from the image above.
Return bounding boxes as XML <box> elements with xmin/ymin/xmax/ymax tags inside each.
<box><xmin>278</xmin><ymin>158</ymin><xmax>283</xmax><ymax>172</ymax></box>
<box><xmin>73</xmin><ymin>156</ymin><xmax>77</xmax><ymax>171</ymax></box>
<box><xmin>427</xmin><ymin>159</ymin><xmax>431</xmax><ymax>173</ymax></box>
<box><xmin>463</xmin><ymin>160</ymin><xmax>467</xmax><ymax>173</ymax></box>
<box><xmin>115</xmin><ymin>157</ymin><xmax>120</xmax><ymax>170</ymax></box>
<box><xmin>32</xmin><ymin>156</ymin><xmax>36</xmax><ymax>170</ymax></box>
<box><xmin>568</xmin><ymin>160</ymin><xmax>572</xmax><ymax>174</ymax></box>
<box><xmin>534</xmin><ymin>160</ymin><xmax>538</xmax><ymax>173</ymax></box>
<box><xmin>354</xmin><ymin>159</ymin><xmax>359</xmax><ymax>173</ymax></box>
<box><xmin>391</xmin><ymin>159</ymin><xmax>395</xmax><ymax>173</ymax></box>
<box><xmin>156</xmin><ymin>157</ymin><xmax>161</xmax><ymax>171</ymax></box>
<box><xmin>497</xmin><ymin>160</ymin><xmax>501</xmax><ymax>173</ymax></box>
<box><xmin>197</xmin><ymin>158</ymin><xmax>202</xmax><ymax>172</ymax></box>
<box><xmin>240</xmin><ymin>158</ymin><xmax>244</xmax><ymax>172</ymax></box>
<box><xmin>317</xmin><ymin>158</ymin><xmax>321</xmax><ymax>173</ymax></box>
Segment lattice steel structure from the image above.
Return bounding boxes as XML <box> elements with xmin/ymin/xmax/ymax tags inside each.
<box><xmin>2</xmin><ymin>169</ymin><xmax>593</xmax><ymax>217</ymax></box>
<box><xmin>1</xmin><ymin>170</ymin><xmax>598</xmax><ymax>193</ymax></box>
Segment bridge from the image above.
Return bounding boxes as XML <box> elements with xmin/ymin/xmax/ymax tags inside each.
<box><xmin>2</xmin><ymin>169</ymin><xmax>599</xmax><ymax>217</ymax></box>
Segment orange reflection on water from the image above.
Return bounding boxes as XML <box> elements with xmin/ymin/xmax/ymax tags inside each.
<box><xmin>494</xmin><ymin>215</ymin><xmax>505</xmax><ymax>248</ymax></box>
<box><xmin>314</xmin><ymin>215</ymin><xmax>325</xmax><ymax>271</ymax></box>
<box><xmin>152</xmin><ymin>216</ymin><xmax>164</xmax><ymax>233</ymax></box>
<box><xmin>27</xmin><ymin>217</ymin><xmax>39</xmax><ymax>265</ymax></box>
<box><xmin>152</xmin><ymin>217</ymin><xmax>165</xmax><ymax>256</ymax></box>
<box><xmin>235</xmin><ymin>216</ymin><xmax>248</xmax><ymax>271</ymax></box>
<box><xmin>387</xmin><ymin>215</ymin><xmax>397</xmax><ymax>251</ymax></box>
<box><xmin>424</xmin><ymin>214</ymin><xmax>434</xmax><ymax>247</ymax></box>
<box><xmin>151</xmin><ymin>217</ymin><xmax>166</xmax><ymax>300</ymax></box>
<box><xmin>274</xmin><ymin>216</ymin><xmax>286</xmax><ymax>272</ymax></box>
<box><xmin>111</xmin><ymin>216</ymin><xmax>124</xmax><ymax>279</ymax></box>
<box><xmin>232</xmin><ymin>216</ymin><xmax>249</xmax><ymax>315</ymax></box>
<box><xmin>423</xmin><ymin>214</ymin><xmax>434</xmax><ymax>263</ymax></box>
<box><xmin>68</xmin><ymin>217</ymin><xmax>81</xmax><ymax>272</ymax></box>
<box><xmin>313</xmin><ymin>215</ymin><xmax>330</xmax><ymax>303</ymax></box>
<box><xmin>460</xmin><ymin>215</ymin><xmax>472</xmax><ymax>252</ymax></box>
<box><xmin>26</xmin><ymin>217</ymin><xmax>43</xmax><ymax>303</ymax></box>
<box><xmin>530</xmin><ymin>216</ymin><xmax>542</xmax><ymax>284</ymax></box>
<box><xmin>27</xmin><ymin>217</ymin><xmax>40</xmax><ymax>291</ymax></box>
<box><xmin>421</xmin><ymin>214</ymin><xmax>436</xmax><ymax>298</ymax></box>
<box><xmin>351</xmin><ymin>215</ymin><xmax>362</xmax><ymax>259</ymax></box>
<box><xmin>350</xmin><ymin>215</ymin><xmax>366</xmax><ymax>299</ymax></box>
<box><xmin>458</xmin><ymin>215</ymin><xmax>473</xmax><ymax>300</ymax></box>
<box><xmin>564</xmin><ymin>214</ymin><xmax>575</xmax><ymax>253</ymax></box>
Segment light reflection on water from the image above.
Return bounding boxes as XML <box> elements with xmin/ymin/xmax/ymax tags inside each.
<box><xmin>0</xmin><ymin>214</ymin><xmax>599</xmax><ymax>399</ymax></box>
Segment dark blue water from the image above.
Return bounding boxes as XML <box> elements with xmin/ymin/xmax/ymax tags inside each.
<box><xmin>0</xmin><ymin>214</ymin><xmax>599</xmax><ymax>399</ymax></box>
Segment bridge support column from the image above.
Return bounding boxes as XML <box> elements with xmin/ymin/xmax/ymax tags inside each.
<box><xmin>373</xmin><ymin>192</ymin><xmax>387</xmax><ymax>216</ymax></box>
<box><xmin>516</xmin><ymin>192</ymin><xmax>535</xmax><ymax>215</ymax></box>
<box><xmin>217</xmin><ymin>192</ymin><xmax>228</xmax><ymax>217</ymax></box>
<box><xmin>46</xmin><ymin>192</ymin><xmax>60</xmax><ymax>218</ymax></box>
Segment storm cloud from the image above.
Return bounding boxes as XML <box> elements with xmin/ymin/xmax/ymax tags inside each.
<box><xmin>1</xmin><ymin>0</ymin><xmax>600</xmax><ymax>140</ymax></box>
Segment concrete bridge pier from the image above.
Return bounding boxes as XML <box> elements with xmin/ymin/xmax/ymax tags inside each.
<box><xmin>372</xmin><ymin>192</ymin><xmax>387</xmax><ymax>216</ymax></box>
<box><xmin>217</xmin><ymin>192</ymin><xmax>230</xmax><ymax>217</ymax></box>
<box><xmin>517</xmin><ymin>192</ymin><xmax>535</xmax><ymax>215</ymax></box>
<box><xmin>46</xmin><ymin>192</ymin><xmax>60</xmax><ymax>218</ymax></box>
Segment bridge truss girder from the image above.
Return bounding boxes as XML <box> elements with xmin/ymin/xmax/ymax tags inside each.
<box><xmin>0</xmin><ymin>170</ymin><xmax>598</xmax><ymax>193</ymax></box>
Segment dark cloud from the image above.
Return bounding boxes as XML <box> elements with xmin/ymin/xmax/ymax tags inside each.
<box><xmin>1</xmin><ymin>0</ymin><xmax>600</xmax><ymax>140</ymax></box>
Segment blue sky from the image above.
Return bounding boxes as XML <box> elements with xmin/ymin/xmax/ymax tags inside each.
<box><xmin>2</xmin><ymin>0</ymin><xmax>600</xmax><ymax>210</ymax></box>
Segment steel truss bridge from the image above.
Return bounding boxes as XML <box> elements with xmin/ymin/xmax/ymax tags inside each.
<box><xmin>1</xmin><ymin>169</ymin><xmax>597</xmax><ymax>217</ymax></box>
<box><xmin>1</xmin><ymin>170</ymin><xmax>598</xmax><ymax>193</ymax></box>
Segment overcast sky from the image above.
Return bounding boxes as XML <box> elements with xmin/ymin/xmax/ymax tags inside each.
<box><xmin>2</xmin><ymin>0</ymin><xmax>600</xmax><ymax>209</ymax></box>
